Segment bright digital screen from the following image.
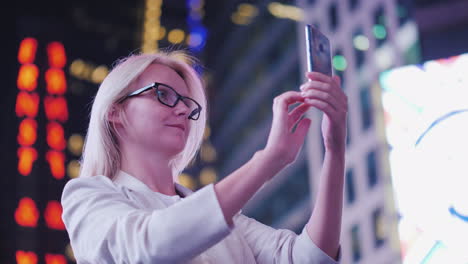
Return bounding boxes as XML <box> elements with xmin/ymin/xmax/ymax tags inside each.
<box><xmin>379</xmin><ymin>53</ymin><xmax>468</xmax><ymax>263</ymax></box>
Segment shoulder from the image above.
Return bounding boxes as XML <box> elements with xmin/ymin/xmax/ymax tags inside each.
<box><xmin>61</xmin><ymin>175</ymin><xmax>122</xmax><ymax>206</ymax></box>
<box><xmin>63</xmin><ymin>175</ymin><xmax>116</xmax><ymax>193</ymax></box>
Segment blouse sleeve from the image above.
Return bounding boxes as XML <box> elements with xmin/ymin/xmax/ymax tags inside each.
<box><xmin>61</xmin><ymin>176</ymin><xmax>231</xmax><ymax>264</ymax></box>
<box><xmin>234</xmin><ymin>214</ymin><xmax>340</xmax><ymax>264</ymax></box>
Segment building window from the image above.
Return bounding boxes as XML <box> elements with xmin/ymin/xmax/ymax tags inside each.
<box><xmin>373</xmin><ymin>5</ymin><xmax>387</xmax><ymax>47</ymax></box>
<box><xmin>333</xmin><ymin>48</ymin><xmax>346</xmax><ymax>87</ymax></box>
<box><xmin>351</xmin><ymin>224</ymin><xmax>362</xmax><ymax>262</ymax></box>
<box><xmin>367</xmin><ymin>150</ymin><xmax>378</xmax><ymax>188</ymax></box>
<box><xmin>335</xmin><ymin>70</ymin><xmax>345</xmax><ymax>89</ymax></box>
<box><xmin>397</xmin><ymin>0</ymin><xmax>410</xmax><ymax>26</ymax></box>
<box><xmin>359</xmin><ymin>86</ymin><xmax>373</xmax><ymax>130</ymax></box>
<box><xmin>345</xmin><ymin>168</ymin><xmax>356</xmax><ymax>204</ymax></box>
<box><xmin>249</xmin><ymin>161</ymin><xmax>310</xmax><ymax>225</ymax></box>
<box><xmin>349</xmin><ymin>0</ymin><xmax>359</xmax><ymax>11</ymax></box>
<box><xmin>372</xmin><ymin>207</ymin><xmax>385</xmax><ymax>247</ymax></box>
<box><xmin>328</xmin><ymin>3</ymin><xmax>339</xmax><ymax>31</ymax></box>
<box><xmin>352</xmin><ymin>28</ymin><xmax>367</xmax><ymax>69</ymax></box>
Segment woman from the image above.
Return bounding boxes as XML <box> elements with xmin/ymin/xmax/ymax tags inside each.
<box><xmin>61</xmin><ymin>50</ymin><xmax>347</xmax><ymax>263</ymax></box>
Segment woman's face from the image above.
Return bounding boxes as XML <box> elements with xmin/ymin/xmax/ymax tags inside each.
<box><xmin>118</xmin><ymin>63</ymin><xmax>192</xmax><ymax>157</ymax></box>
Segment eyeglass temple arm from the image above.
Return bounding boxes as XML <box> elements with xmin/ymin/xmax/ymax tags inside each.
<box><xmin>128</xmin><ymin>83</ymin><xmax>156</xmax><ymax>96</ymax></box>
<box><xmin>117</xmin><ymin>83</ymin><xmax>156</xmax><ymax>103</ymax></box>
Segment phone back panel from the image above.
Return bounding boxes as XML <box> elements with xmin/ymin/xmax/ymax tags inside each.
<box><xmin>305</xmin><ymin>25</ymin><xmax>333</xmax><ymax>76</ymax></box>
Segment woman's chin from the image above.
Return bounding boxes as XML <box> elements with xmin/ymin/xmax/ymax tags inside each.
<box><xmin>163</xmin><ymin>140</ymin><xmax>187</xmax><ymax>156</ymax></box>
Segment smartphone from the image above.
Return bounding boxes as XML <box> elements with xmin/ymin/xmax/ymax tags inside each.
<box><xmin>305</xmin><ymin>24</ymin><xmax>333</xmax><ymax>76</ymax></box>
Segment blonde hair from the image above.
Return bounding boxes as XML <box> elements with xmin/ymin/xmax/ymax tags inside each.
<box><xmin>79</xmin><ymin>50</ymin><xmax>207</xmax><ymax>180</ymax></box>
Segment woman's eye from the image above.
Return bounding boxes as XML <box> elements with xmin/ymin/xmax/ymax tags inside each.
<box><xmin>157</xmin><ymin>90</ymin><xmax>167</xmax><ymax>98</ymax></box>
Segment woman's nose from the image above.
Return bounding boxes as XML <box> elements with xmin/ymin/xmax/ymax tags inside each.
<box><xmin>173</xmin><ymin>100</ymin><xmax>190</xmax><ymax>117</ymax></box>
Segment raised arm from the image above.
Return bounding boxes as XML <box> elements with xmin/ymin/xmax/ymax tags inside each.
<box><xmin>215</xmin><ymin>91</ymin><xmax>313</xmax><ymax>226</ymax></box>
<box><xmin>215</xmin><ymin>72</ymin><xmax>346</xmax><ymax>263</ymax></box>
<box><xmin>301</xmin><ymin>72</ymin><xmax>347</xmax><ymax>259</ymax></box>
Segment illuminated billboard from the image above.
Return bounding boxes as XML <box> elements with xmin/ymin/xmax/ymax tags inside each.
<box><xmin>379</xmin><ymin>53</ymin><xmax>468</xmax><ymax>263</ymax></box>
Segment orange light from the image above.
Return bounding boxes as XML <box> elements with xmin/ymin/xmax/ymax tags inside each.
<box><xmin>18</xmin><ymin>147</ymin><xmax>38</xmax><ymax>176</ymax></box>
<box><xmin>47</xmin><ymin>42</ymin><xmax>66</xmax><ymax>68</ymax></box>
<box><xmin>18</xmin><ymin>119</ymin><xmax>37</xmax><ymax>146</ymax></box>
<box><xmin>15</xmin><ymin>197</ymin><xmax>39</xmax><ymax>227</ymax></box>
<box><xmin>16</xmin><ymin>91</ymin><xmax>39</xmax><ymax>117</ymax></box>
<box><xmin>47</xmin><ymin>122</ymin><xmax>66</xmax><ymax>150</ymax></box>
<box><xmin>18</xmin><ymin>38</ymin><xmax>38</xmax><ymax>64</ymax></box>
<box><xmin>46</xmin><ymin>150</ymin><xmax>65</xmax><ymax>179</ymax></box>
<box><xmin>16</xmin><ymin>250</ymin><xmax>38</xmax><ymax>264</ymax></box>
<box><xmin>44</xmin><ymin>96</ymin><xmax>68</xmax><ymax>122</ymax></box>
<box><xmin>45</xmin><ymin>253</ymin><xmax>67</xmax><ymax>264</ymax></box>
<box><xmin>45</xmin><ymin>68</ymin><xmax>67</xmax><ymax>95</ymax></box>
<box><xmin>17</xmin><ymin>64</ymin><xmax>39</xmax><ymax>91</ymax></box>
<box><xmin>44</xmin><ymin>201</ymin><xmax>66</xmax><ymax>230</ymax></box>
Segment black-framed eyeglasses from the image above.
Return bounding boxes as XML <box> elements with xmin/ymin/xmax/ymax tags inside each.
<box><xmin>118</xmin><ymin>82</ymin><xmax>202</xmax><ymax>120</ymax></box>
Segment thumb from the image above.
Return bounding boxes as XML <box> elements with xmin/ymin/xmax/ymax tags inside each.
<box><xmin>293</xmin><ymin>117</ymin><xmax>311</xmax><ymax>145</ymax></box>
<box><xmin>333</xmin><ymin>75</ymin><xmax>341</xmax><ymax>86</ymax></box>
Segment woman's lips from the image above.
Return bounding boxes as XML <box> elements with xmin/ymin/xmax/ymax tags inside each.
<box><xmin>166</xmin><ymin>124</ymin><xmax>185</xmax><ymax>131</ymax></box>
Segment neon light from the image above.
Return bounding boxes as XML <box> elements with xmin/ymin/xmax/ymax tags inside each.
<box><xmin>46</xmin><ymin>150</ymin><xmax>65</xmax><ymax>179</ymax></box>
<box><xmin>17</xmin><ymin>64</ymin><xmax>39</xmax><ymax>91</ymax></box>
<box><xmin>16</xmin><ymin>92</ymin><xmax>39</xmax><ymax>118</ymax></box>
<box><xmin>45</xmin><ymin>68</ymin><xmax>67</xmax><ymax>95</ymax></box>
<box><xmin>18</xmin><ymin>118</ymin><xmax>37</xmax><ymax>146</ymax></box>
<box><xmin>45</xmin><ymin>253</ymin><xmax>67</xmax><ymax>264</ymax></box>
<box><xmin>47</xmin><ymin>42</ymin><xmax>67</xmax><ymax>68</ymax></box>
<box><xmin>18</xmin><ymin>38</ymin><xmax>38</xmax><ymax>64</ymax></box>
<box><xmin>15</xmin><ymin>197</ymin><xmax>39</xmax><ymax>227</ymax></box>
<box><xmin>45</xmin><ymin>201</ymin><xmax>65</xmax><ymax>230</ymax></box>
<box><xmin>46</xmin><ymin>122</ymin><xmax>66</xmax><ymax>150</ymax></box>
<box><xmin>16</xmin><ymin>250</ymin><xmax>38</xmax><ymax>264</ymax></box>
<box><xmin>44</xmin><ymin>96</ymin><xmax>68</xmax><ymax>122</ymax></box>
<box><xmin>18</xmin><ymin>147</ymin><xmax>38</xmax><ymax>176</ymax></box>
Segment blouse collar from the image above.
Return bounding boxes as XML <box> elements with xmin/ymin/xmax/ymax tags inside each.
<box><xmin>112</xmin><ymin>169</ymin><xmax>194</xmax><ymax>198</ymax></box>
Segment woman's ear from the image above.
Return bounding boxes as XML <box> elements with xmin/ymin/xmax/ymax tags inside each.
<box><xmin>108</xmin><ymin>105</ymin><xmax>122</xmax><ymax>125</ymax></box>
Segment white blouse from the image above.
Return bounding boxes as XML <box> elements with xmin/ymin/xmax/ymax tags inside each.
<box><xmin>61</xmin><ymin>170</ymin><xmax>339</xmax><ymax>264</ymax></box>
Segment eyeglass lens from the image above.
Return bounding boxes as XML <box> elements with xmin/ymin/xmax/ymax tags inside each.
<box><xmin>156</xmin><ymin>85</ymin><xmax>200</xmax><ymax>120</ymax></box>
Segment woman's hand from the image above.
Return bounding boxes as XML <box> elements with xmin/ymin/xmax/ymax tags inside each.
<box><xmin>300</xmin><ymin>72</ymin><xmax>348</xmax><ymax>154</ymax></box>
<box><xmin>264</xmin><ymin>91</ymin><xmax>313</xmax><ymax>169</ymax></box>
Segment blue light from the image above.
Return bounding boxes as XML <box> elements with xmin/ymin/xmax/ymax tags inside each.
<box><xmin>186</xmin><ymin>0</ymin><xmax>208</xmax><ymax>53</ymax></box>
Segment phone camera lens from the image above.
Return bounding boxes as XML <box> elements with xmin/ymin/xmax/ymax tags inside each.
<box><xmin>319</xmin><ymin>44</ymin><xmax>324</xmax><ymax>52</ymax></box>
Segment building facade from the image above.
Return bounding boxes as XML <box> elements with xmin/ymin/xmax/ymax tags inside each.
<box><xmin>205</xmin><ymin>0</ymin><xmax>421</xmax><ymax>263</ymax></box>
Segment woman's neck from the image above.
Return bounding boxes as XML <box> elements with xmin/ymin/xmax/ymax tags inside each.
<box><xmin>119</xmin><ymin>144</ymin><xmax>177</xmax><ymax>196</ymax></box>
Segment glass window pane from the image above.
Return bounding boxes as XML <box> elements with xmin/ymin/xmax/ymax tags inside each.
<box><xmin>249</xmin><ymin>161</ymin><xmax>310</xmax><ymax>226</ymax></box>
<box><xmin>349</xmin><ymin>0</ymin><xmax>359</xmax><ymax>11</ymax></box>
<box><xmin>373</xmin><ymin>5</ymin><xmax>387</xmax><ymax>47</ymax></box>
<box><xmin>359</xmin><ymin>86</ymin><xmax>373</xmax><ymax>130</ymax></box>
<box><xmin>367</xmin><ymin>150</ymin><xmax>378</xmax><ymax>187</ymax></box>
<box><xmin>345</xmin><ymin>168</ymin><xmax>356</xmax><ymax>204</ymax></box>
<box><xmin>352</xmin><ymin>28</ymin><xmax>367</xmax><ymax>69</ymax></box>
<box><xmin>328</xmin><ymin>3</ymin><xmax>339</xmax><ymax>31</ymax></box>
<box><xmin>351</xmin><ymin>224</ymin><xmax>362</xmax><ymax>261</ymax></box>
<box><xmin>372</xmin><ymin>207</ymin><xmax>385</xmax><ymax>247</ymax></box>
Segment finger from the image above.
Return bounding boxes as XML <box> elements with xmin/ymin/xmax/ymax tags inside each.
<box><xmin>333</xmin><ymin>75</ymin><xmax>341</xmax><ymax>86</ymax></box>
<box><xmin>291</xmin><ymin>117</ymin><xmax>311</xmax><ymax>146</ymax></box>
<box><xmin>288</xmin><ymin>103</ymin><xmax>311</xmax><ymax>130</ymax></box>
<box><xmin>300</xmin><ymin>80</ymin><xmax>347</xmax><ymax>105</ymax></box>
<box><xmin>304</xmin><ymin>98</ymin><xmax>339</xmax><ymax>122</ymax></box>
<box><xmin>305</xmin><ymin>71</ymin><xmax>332</xmax><ymax>83</ymax></box>
<box><xmin>301</xmin><ymin>90</ymin><xmax>345</xmax><ymax>112</ymax></box>
<box><xmin>273</xmin><ymin>91</ymin><xmax>305</xmax><ymax>117</ymax></box>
